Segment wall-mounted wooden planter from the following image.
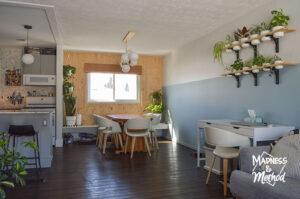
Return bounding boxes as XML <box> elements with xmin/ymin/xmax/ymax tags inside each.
<box><xmin>221</xmin><ymin>62</ymin><xmax>297</xmax><ymax>88</ymax></box>
<box><xmin>223</xmin><ymin>28</ymin><xmax>296</xmax><ymax>51</ymax></box>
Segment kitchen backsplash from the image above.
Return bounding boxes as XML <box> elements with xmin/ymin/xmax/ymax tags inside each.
<box><xmin>0</xmin><ymin>47</ymin><xmax>55</xmax><ymax>106</ymax></box>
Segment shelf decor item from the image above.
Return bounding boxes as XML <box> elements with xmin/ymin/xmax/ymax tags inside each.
<box><xmin>250</xmin><ymin>25</ymin><xmax>262</xmax><ymax>45</ymax></box>
<box><xmin>213</xmin><ymin>35</ymin><xmax>234</xmax><ymax>65</ymax></box>
<box><xmin>5</xmin><ymin>69</ymin><xmax>22</xmax><ymax>86</ymax></box>
<box><xmin>260</xmin><ymin>22</ymin><xmax>272</xmax><ymax>42</ymax></box>
<box><xmin>272</xmin><ymin>55</ymin><xmax>284</xmax><ymax>69</ymax></box>
<box><xmin>234</xmin><ymin>26</ymin><xmax>252</xmax><ymax>48</ymax></box>
<box><xmin>270</xmin><ymin>9</ymin><xmax>290</xmax><ymax>38</ymax></box>
<box><xmin>252</xmin><ymin>54</ymin><xmax>264</xmax><ymax>73</ymax></box>
<box><xmin>230</xmin><ymin>58</ymin><xmax>243</xmax><ymax>75</ymax></box>
<box><xmin>243</xmin><ymin>61</ymin><xmax>251</xmax><ymax>74</ymax></box>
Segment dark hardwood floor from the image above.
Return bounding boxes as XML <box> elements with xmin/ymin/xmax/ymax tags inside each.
<box><xmin>7</xmin><ymin>140</ymin><xmax>227</xmax><ymax>199</ymax></box>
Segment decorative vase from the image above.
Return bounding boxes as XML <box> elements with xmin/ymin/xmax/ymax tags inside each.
<box><xmin>272</xmin><ymin>26</ymin><xmax>284</xmax><ymax>38</ymax></box>
<box><xmin>263</xmin><ymin>63</ymin><xmax>271</xmax><ymax>71</ymax></box>
<box><xmin>261</xmin><ymin>30</ymin><xmax>271</xmax><ymax>42</ymax></box>
<box><xmin>252</xmin><ymin>65</ymin><xmax>260</xmax><ymax>73</ymax></box>
<box><xmin>240</xmin><ymin>37</ymin><xmax>249</xmax><ymax>48</ymax></box>
<box><xmin>243</xmin><ymin>67</ymin><xmax>250</xmax><ymax>74</ymax></box>
<box><xmin>76</xmin><ymin>114</ymin><xmax>82</xmax><ymax>126</ymax></box>
<box><xmin>66</xmin><ymin>116</ymin><xmax>76</xmax><ymax>126</ymax></box>
<box><xmin>250</xmin><ymin>34</ymin><xmax>260</xmax><ymax>45</ymax></box>
<box><xmin>275</xmin><ymin>60</ymin><xmax>284</xmax><ymax>69</ymax></box>
<box><xmin>224</xmin><ymin>44</ymin><xmax>233</xmax><ymax>52</ymax></box>
<box><xmin>232</xmin><ymin>41</ymin><xmax>240</xmax><ymax>51</ymax></box>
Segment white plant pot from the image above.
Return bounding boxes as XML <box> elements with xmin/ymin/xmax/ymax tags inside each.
<box><xmin>275</xmin><ymin>60</ymin><xmax>284</xmax><ymax>69</ymax></box>
<box><xmin>243</xmin><ymin>67</ymin><xmax>250</xmax><ymax>74</ymax></box>
<box><xmin>252</xmin><ymin>65</ymin><xmax>260</xmax><ymax>73</ymax></box>
<box><xmin>225</xmin><ymin>44</ymin><xmax>233</xmax><ymax>53</ymax></box>
<box><xmin>235</xmin><ymin>72</ymin><xmax>241</xmax><ymax>76</ymax></box>
<box><xmin>69</xmin><ymin>86</ymin><xmax>74</xmax><ymax>93</ymax></box>
<box><xmin>261</xmin><ymin>30</ymin><xmax>271</xmax><ymax>42</ymax></box>
<box><xmin>240</xmin><ymin>37</ymin><xmax>249</xmax><ymax>48</ymax></box>
<box><xmin>66</xmin><ymin>116</ymin><xmax>76</xmax><ymax>126</ymax></box>
<box><xmin>263</xmin><ymin>63</ymin><xmax>270</xmax><ymax>71</ymax></box>
<box><xmin>250</xmin><ymin>34</ymin><xmax>260</xmax><ymax>45</ymax></box>
<box><xmin>232</xmin><ymin>41</ymin><xmax>240</xmax><ymax>51</ymax></box>
<box><xmin>272</xmin><ymin>26</ymin><xmax>284</xmax><ymax>38</ymax></box>
<box><xmin>76</xmin><ymin>114</ymin><xmax>82</xmax><ymax>126</ymax></box>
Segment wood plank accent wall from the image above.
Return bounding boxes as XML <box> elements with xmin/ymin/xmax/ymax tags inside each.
<box><xmin>84</xmin><ymin>63</ymin><xmax>142</xmax><ymax>75</ymax></box>
<box><xmin>63</xmin><ymin>51</ymin><xmax>162</xmax><ymax>125</ymax></box>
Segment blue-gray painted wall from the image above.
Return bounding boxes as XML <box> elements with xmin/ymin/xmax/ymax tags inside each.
<box><xmin>162</xmin><ymin>64</ymin><xmax>300</xmax><ymax>149</ymax></box>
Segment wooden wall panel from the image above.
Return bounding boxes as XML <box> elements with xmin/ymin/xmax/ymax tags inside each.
<box><xmin>63</xmin><ymin>51</ymin><xmax>162</xmax><ymax>125</ymax></box>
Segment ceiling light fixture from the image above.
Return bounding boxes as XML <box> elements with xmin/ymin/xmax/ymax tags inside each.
<box><xmin>22</xmin><ymin>25</ymin><xmax>34</xmax><ymax>65</ymax></box>
<box><xmin>120</xmin><ymin>31</ymin><xmax>139</xmax><ymax>73</ymax></box>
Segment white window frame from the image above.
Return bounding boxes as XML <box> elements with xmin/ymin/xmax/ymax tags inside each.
<box><xmin>87</xmin><ymin>73</ymin><xmax>140</xmax><ymax>104</ymax></box>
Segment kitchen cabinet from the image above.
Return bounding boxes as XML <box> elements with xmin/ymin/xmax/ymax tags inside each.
<box><xmin>23</xmin><ymin>55</ymin><xmax>56</xmax><ymax>75</ymax></box>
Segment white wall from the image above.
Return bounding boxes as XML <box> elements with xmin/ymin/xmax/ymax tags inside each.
<box><xmin>163</xmin><ymin>0</ymin><xmax>300</xmax><ymax>86</ymax></box>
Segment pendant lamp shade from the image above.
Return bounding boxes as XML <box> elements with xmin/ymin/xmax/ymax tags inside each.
<box><xmin>22</xmin><ymin>25</ymin><xmax>34</xmax><ymax>65</ymax></box>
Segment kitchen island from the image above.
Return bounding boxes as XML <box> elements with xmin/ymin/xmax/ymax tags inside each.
<box><xmin>0</xmin><ymin>112</ymin><xmax>53</xmax><ymax>168</ymax></box>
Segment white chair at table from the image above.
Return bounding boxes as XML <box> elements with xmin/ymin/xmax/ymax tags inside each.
<box><xmin>205</xmin><ymin>126</ymin><xmax>250</xmax><ymax>196</ymax></box>
<box><xmin>124</xmin><ymin>118</ymin><xmax>151</xmax><ymax>159</ymax></box>
<box><xmin>145</xmin><ymin>113</ymin><xmax>169</xmax><ymax>151</ymax></box>
<box><xmin>93</xmin><ymin>114</ymin><xmax>123</xmax><ymax>154</ymax></box>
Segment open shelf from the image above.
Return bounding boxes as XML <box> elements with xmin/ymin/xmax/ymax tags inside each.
<box><xmin>221</xmin><ymin>62</ymin><xmax>296</xmax><ymax>76</ymax></box>
<box><xmin>222</xmin><ymin>28</ymin><xmax>296</xmax><ymax>51</ymax></box>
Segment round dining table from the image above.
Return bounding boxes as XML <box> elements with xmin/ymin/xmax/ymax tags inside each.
<box><xmin>107</xmin><ymin>114</ymin><xmax>153</xmax><ymax>154</ymax></box>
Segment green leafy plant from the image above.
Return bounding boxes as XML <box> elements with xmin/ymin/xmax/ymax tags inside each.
<box><xmin>252</xmin><ymin>54</ymin><xmax>265</xmax><ymax>66</ymax></box>
<box><xmin>63</xmin><ymin>82</ymin><xmax>74</xmax><ymax>95</ymax></box>
<box><xmin>270</xmin><ymin>55</ymin><xmax>282</xmax><ymax>64</ymax></box>
<box><xmin>270</xmin><ymin>9</ymin><xmax>290</xmax><ymax>27</ymax></box>
<box><xmin>250</xmin><ymin>24</ymin><xmax>262</xmax><ymax>35</ymax></box>
<box><xmin>260</xmin><ymin>22</ymin><xmax>271</xmax><ymax>31</ymax></box>
<box><xmin>64</xmin><ymin>94</ymin><xmax>76</xmax><ymax>116</ymax></box>
<box><xmin>145</xmin><ymin>104</ymin><xmax>165</xmax><ymax>114</ymax></box>
<box><xmin>263</xmin><ymin>56</ymin><xmax>273</xmax><ymax>64</ymax></box>
<box><xmin>230</xmin><ymin>58</ymin><xmax>244</xmax><ymax>71</ymax></box>
<box><xmin>150</xmin><ymin>90</ymin><xmax>162</xmax><ymax>105</ymax></box>
<box><xmin>234</xmin><ymin>26</ymin><xmax>252</xmax><ymax>40</ymax></box>
<box><xmin>63</xmin><ymin>65</ymin><xmax>76</xmax><ymax>80</ymax></box>
<box><xmin>213</xmin><ymin>35</ymin><xmax>234</xmax><ymax>65</ymax></box>
<box><xmin>0</xmin><ymin>133</ymin><xmax>38</xmax><ymax>199</ymax></box>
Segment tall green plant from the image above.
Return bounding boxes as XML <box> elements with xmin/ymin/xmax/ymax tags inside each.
<box><xmin>270</xmin><ymin>9</ymin><xmax>290</xmax><ymax>27</ymax></box>
<box><xmin>0</xmin><ymin>133</ymin><xmax>38</xmax><ymax>199</ymax></box>
<box><xmin>64</xmin><ymin>94</ymin><xmax>76</xmax><ymax>116</ymax></box>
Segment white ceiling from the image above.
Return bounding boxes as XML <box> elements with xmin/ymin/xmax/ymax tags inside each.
<box><xmin>3</xmin><ymin>0</ymin><xmax>273</xmax><ymax>55</ymax></box>
<box><xmin>0</xmin><ymin>4</ymin><xmax>56</xmax><ymax>47</ymax></box>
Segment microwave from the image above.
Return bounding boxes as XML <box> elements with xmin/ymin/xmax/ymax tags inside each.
<box><xmin>23</xmin><ymin>74</ymin><xmax>56</xmax><ymax>86</ymax></box>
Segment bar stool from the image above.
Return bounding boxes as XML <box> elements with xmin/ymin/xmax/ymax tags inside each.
<box><xmin>8</xmin><ymin>125</ymin><xmax>41</xmax><ymax>170</ymax></box>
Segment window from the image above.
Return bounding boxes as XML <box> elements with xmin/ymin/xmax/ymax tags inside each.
<box><xmin>87</xmin><ymin>73</ymin><xmax>140</xmax><ymax>103</ymax></box>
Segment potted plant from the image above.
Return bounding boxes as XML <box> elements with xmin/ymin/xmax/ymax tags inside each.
<box><xmin>234</xmin><ymin>26</ymin><xmax>252</xmax><ymax>48</ymax></box>
<box><xmin>262</xmin><ymin>56</ymin><xmax>273</xmax><ymax>71</ymax></box>
<box><xmin>224</xmin><ymin>35</ymin><xmax>234</xmax><ymax>53</ymax></box>
<box><xmin>252</xmin><ymin>54</ymin><xmax>264</xmax><ymax>73</ymax></box>
<box><xmin>150</xmin><ymin>90</ymin><xmax>162</xmax><ymax>105</ymax></box>
<box><xmin>64</xmin><ymin>94</ymin><xmax>77</xmax><ymax>126</ymax></box>
<box><xmin>230</xmin><ymin>58</ymin><xmax>243</xmax><ymax>76</ymax></box>
<box><xmin>243</xmin><ymin>60</ymin><xmax>251</xmax><ymax>75</ymax></box>
<box><xmin>250</xmin><ymin>25</ymin><xmax>262</xmax><ymax>45</ymax></box>
<box><xmin>213</xmin><ymin>35</ymin><xmax>234</xmax><ymax>65</ymax></box>
<box><xmin>0</xmin><ymin>133</ymin><xmax>38</xmax><ymax>199</ymax></box>
<box><xmin>272</xmin><ymin>55</ymin><xmax>284</xmax><ymax>69</ymax></box>
<box><xmin>260</xmin><ymin>22</ymin><xmax>272</xmax><ymax>42</ymax></box>
<box><xmin>63</xmin><ymin>65</ymin><xmax>77</xmax><ymax>126</ymax></box>
<box><xmin>270</xmin><ymin>9</ymin><xmax>290</xmax><ymax>38</ymax></box>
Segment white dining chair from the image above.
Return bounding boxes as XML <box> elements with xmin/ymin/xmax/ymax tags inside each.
<box><xmin>93</xmin><ymin>114</ymin><xmax>123</xmax><ymax>154</ymax></box>
<box><xmin>124</xmin><ymin>118</ymin><xmax>151</xmax><ymax>159</ymax></box>
<box><xmin>145</xmin><ymin>113</ymin><xmax>169</xmax><ymax>151</ymax></box>
<box><xmin>204</xmin><ymin>126</ymin><xmax>250</xmax><ymax>196</ymax></box>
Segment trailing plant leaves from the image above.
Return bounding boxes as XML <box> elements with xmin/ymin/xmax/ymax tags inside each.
<box><xmin>0</xmin><ymin>181</ymin><xmax>14</xmax><ymax>188</ymax></box>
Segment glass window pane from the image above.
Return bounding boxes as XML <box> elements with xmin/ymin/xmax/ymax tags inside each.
<box><xmin>115</xmin><ymin>74</ymin><xmax>137</xmax><ymax>100</ymax></box>
<box><xmin>89</xmin><ymin>73</ymin><xmax>113</xmax><ymax>102</ymax></box>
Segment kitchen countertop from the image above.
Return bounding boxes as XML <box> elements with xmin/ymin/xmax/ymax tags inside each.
<box><xmin>0</xmin><ymin>111</ymin><xmax>50</xmax><ymax>114</ymax></box>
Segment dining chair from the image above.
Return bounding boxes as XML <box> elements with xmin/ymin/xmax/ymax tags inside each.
<box><xmin>124</xmin><ymin>118</ymin><xmax>151</xmax><ymax>159</ymax></box>
<box><xmin>204</xmin><ymin>126</ymin><xmax>250</xmax><ymax>196</ymax></box>
<box><xmin>93</xmin><ymin>114</ymin><xmax>123</xmax><ymax>154</ymax></box>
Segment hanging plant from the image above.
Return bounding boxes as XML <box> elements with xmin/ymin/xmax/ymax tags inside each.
<box><xmin>213</xmin><ymin>35</ymin><xmax>234</xmax><ymax>65</ymax></box>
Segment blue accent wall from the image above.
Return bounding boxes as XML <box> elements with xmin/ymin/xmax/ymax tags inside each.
<box><xmin>162</xmin><ymin>64</ymin><xmax>300</xmax><ymax>149</ymax></box>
